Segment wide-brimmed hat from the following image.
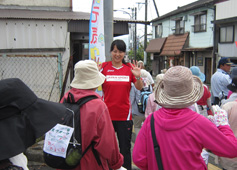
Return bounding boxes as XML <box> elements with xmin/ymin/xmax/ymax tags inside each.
<box><xmin>190</xmin><ymin>66</ymin><xmax>205</xmax><ymax>82</ymax></box>
<box><xmin>154</xmin><ymin>66</ymin><xmax>204</xmax><ymax>108</ymax></box>
<box><xmin>140</xmin><ymin>69</ymin><xmax>151</xmax><ymax>86</ymax></box>
<box><xmin>154</xmin><ymin>73</ymin><xmax>164</xmax><ymax>90</ymax></box>
<box><xmin>70</xmin><ymin>60</ymin><xmax>105</xmax><ymax>89</ymax></box>
<box><xmin>0</xmin><ymin>78</ymin><xmax>71</xmax><ymax>160</ymax></box>
<box><xmin>227</xmin><ymin>77</ymin><xmax>237</xmax><ymax>92</ymax></box>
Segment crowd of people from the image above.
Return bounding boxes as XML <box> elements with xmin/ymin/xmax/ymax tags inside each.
<box><xmin>1</xmin><ymin>39</ymin><xmax>237</xmax><ymax>170</ymax></box>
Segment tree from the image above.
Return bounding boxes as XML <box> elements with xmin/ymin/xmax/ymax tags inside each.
<box><xmin>128</xmin><ymin>42</ymin><xmax>152</xmax><ymax>71</ymax></box>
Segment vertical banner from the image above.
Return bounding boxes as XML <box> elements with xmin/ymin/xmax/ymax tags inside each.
<box><xmin>89</xmin><ymin>0</ymin><xmax>105</xmax><ymax>96</ymax></box>
<box><xmin>89</xmin><ymin>0</ymin><xmax>105</xmax><ymax>62</ymax></box>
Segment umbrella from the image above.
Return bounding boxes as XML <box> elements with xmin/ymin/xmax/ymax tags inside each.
<box><xmin>0</xmin><ymin>78</ymin><xmax>71</xmax><ymax>160</ymax></box>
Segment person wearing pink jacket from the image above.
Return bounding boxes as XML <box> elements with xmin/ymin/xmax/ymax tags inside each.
<box><xmin>133</xmin><ymin>66</ymin><xmax>237</xmax><ymax>170</ymax></box>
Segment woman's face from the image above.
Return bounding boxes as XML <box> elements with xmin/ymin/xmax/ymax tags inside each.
<box><xmin>111</xmin><ymin>45</ymin><xmax>125</xmax><ymax>64</ymax></box>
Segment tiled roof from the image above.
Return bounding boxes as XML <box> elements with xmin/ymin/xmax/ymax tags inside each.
<box><xmin>146</xmin><ymin>38</ymin><xmax>166</xmax><ymax>53</ymax></box>
<box><xmin>160</xmin><ymin>32</ymin><xmax>189</xmax><ymax>56</ymax></box>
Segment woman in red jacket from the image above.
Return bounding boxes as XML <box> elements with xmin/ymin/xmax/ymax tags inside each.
<box><xmin>60</xmin><ymin>60</ymin><xmax>124</xmax><ymax>170</ymax></box>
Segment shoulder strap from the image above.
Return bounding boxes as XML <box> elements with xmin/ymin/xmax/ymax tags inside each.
<box><xmin>151</xmin><ymin>114</ymin><xmax>164</xmax><ymax>170</ymax></box>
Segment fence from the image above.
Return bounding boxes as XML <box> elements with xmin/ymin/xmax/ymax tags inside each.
<box><xmin>0</xmin><ymin>54</ymin><xmax>67</xmax><ymax>102</ymax></box>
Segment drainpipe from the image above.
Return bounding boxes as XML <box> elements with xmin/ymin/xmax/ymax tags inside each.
<box><xmin>213</xmin><ymin>5</ymin><xmax>217</xmax><ymax>74</ymax></box>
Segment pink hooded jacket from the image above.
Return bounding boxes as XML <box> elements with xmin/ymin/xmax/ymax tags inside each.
<box><xmin>59</xmin><ymin>88</ymin><xmax>123</xmax><ymax>170</ymax></box>
<box><xmin>133</xmin><ymin>107</ymin><xmax>237</xmax><ymax>170</ymax></box>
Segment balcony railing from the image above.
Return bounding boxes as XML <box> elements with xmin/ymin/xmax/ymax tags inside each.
<box><xmin>192</xmin><ymin>24</ymin><xmax>206</xmax><ymax>32</ymax></box>
<box><xmin>171</xmin><ymin>27</ymin><xmax>184</xmax><ymax>35</ymax></box>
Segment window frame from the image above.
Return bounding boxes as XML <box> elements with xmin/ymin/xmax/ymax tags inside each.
<box><xmin>193</xmin><ymin>13</ymin><xmax>207</xmax><ymax>33</ymax></box>
<box><xmin>219</xmin><ymin>25</ymin><xmax>235</xmax><ymax>43</ymax></box>
<box><xmin>174</xmin><ymin>19</ymin><xmax>185</xmax><ymax>35</ymax></box>
<box><xmin>155</xmin><ymin>24</ymin><xmax>163</xmax><ymax>38</ymax></box>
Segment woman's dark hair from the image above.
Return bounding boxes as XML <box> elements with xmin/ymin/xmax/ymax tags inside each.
<box><xmin>110</xmin><ymin>39</ymin><xmax>126</xmax><ymax>52</ymax></box>
<box><xmin>110</xmin><ymin>39</ymin><xmax>128</xmax><ymax>64</ymax></box>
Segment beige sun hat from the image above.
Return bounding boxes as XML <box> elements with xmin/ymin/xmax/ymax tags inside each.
<box><xmin>154</xmin><ymin>73</ymin><xmax>164</xmax><ymax>89</ymax></box>
<box><xmin>70</xmin><ymin>60</ymin><xmax>105</xmax><ymax>89</ymax></box>
<box><xmin>140</xmin><ymin>69</ymin><xmax>151</xmax><ymax>86</ymax></box>
<box><xmin>154</xmin><ymin>66</ymin><xmax>204</xmax><ymax>108</ymax></box>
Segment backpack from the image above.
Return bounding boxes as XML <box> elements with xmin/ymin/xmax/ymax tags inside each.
<box><xmin>137</xmin><ymin>85</ymin><xmax>152</xmax><ymax>113</ymax></box>
<box><xmin>43</xmin><ymin>92</ymin><xmax>101</xmax><ymax>169</ymax></box>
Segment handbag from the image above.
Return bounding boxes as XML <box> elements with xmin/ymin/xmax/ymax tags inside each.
<box><xmin>151</xmin><ymin>114</ymin><xmax>164</xmax><ymax>170</ymax></box>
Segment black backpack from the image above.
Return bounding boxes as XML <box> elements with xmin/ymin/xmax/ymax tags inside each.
<box><xmin>43</xmin><ymin>92</ymin><xmax>101</xmax><ymax>169</ymax></box>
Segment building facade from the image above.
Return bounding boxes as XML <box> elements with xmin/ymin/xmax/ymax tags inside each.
<box><xmin>214</xmin><ymin>0</ymin><xmax>237</xmax><ymax>69</ymax></box>
<box><xmin>147</xmin><ymin>0</ymin><xmax>215</xmax><ymax>83</ymax></box>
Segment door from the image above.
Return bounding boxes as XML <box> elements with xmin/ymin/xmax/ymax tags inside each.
<box><xmin>205</xmin><ymin>58</ymin><xmax>212</xmax><ymax>84</ymax></box>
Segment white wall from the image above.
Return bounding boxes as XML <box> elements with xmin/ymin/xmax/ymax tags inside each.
<box><xmin>189</xmin><ymin>9</ymin><xmax>214</xmax><ymax>48</ymax></box>
<box><xmin>216</xmin><ymin>0</ymin><xmax>237</xmax><ymax>20</ymax></box>
<box><xmin>0</xmin><ymin>20</ymin><xmax>69</xmax><ymax>50</ymax></box>
<box><xmin>218</xmin><ymin>24</ymin><xmax>237</xmax><ymax>57</ymax></box>
<box><xmin>0</xmin><ymin>0</ymin><xmax>70</xmax><ymax>7</ymax></box>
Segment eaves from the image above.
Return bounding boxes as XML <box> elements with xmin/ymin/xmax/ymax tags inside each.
<box><xmin>0</xmin><ymin>9</ymin><xmax>150</xmax><ymax>25</ymax></box>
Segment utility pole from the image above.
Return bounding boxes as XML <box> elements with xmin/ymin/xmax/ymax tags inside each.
<box><xmin>133</xmin><ymin>7</ymin><xmax>137</xmax><ymax>61</ymax></box>
<box><xmin>153</xmin><ymin>0</ymin><xmax>159</xmax><ymax>17</ymax></box>
<box><xmin>144</xmin><ymin>0</ymin><xmax>147</xmax><ymax>64</ymax></box>
<box><xmin>104</xmin><ymin>0</ymin><xmax>113</xmax><ymax>61</ymax></box>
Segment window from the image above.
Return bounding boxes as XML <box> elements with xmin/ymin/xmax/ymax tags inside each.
<box><xmin>155</xmin><ymin>24</ymin><xmax>162</xmax><ymax>38</ymax></box>
<box><xmin>193</xmin><ymin>13</ymin><xmax>207</xmax><ymax>32</ymax></box>
<box><xmin>174</xmin><ymin>19</ymin><xmax>184</xmax><ymax>34</ymax></box>
<box><xmin>220</xmin><ymin>26</ymin><xmax>234</xmax><ymax>43</ymax></box>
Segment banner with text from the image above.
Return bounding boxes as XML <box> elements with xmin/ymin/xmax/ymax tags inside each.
<box><xmin>89</xmin><ymin>0</ymin><xmax>105</xmax><ymax>62</ymax></box>
<box><xmin>89</xmin><ymin>0</ymin><xmax>105</xmax><ymax>96</ymax></box>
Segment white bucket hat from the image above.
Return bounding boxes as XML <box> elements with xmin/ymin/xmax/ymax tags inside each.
<box><xmin>70</xmin><ymin>60</ymin><xmax>105</xmax><ymax>89</ymax></box>
<box><xmin>154</xmin><ymin>66</ymin><xmax>204</xmax><ymax>108</ymax></box>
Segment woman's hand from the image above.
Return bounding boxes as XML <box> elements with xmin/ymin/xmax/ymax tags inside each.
<box><xmin>93</xmin><ymin>57</ymin><xmax>102</xmax><ymax>71</ymax></box>
<box><xmin>130</xmin><ymin>60</ymin><xmax>141</xmax><ymax>78</ymax></box>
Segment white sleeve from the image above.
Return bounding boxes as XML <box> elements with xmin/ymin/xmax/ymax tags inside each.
<box><xmin>147</xmin><ymin>72</ymin><xmax>154</xmax><ymax>84</ymax></box>
<box><xmin>9</xmin><ymin>153</ymin><xmax>29</xmax><ymax>170</ymax></box>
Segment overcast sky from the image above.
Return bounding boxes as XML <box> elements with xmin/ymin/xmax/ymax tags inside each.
<box><xmin>73</xmin><ymin>0</ymin><xmax>198</xmax><ymax>20</ymax></box>
<box><xmin>73</xmin><ymin>0</ymin><xmax>198</xmax><ymax>38</ymax></box>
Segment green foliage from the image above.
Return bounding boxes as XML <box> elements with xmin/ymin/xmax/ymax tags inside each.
<box><xmin>128</xmin><ymin>42</ymin><xmax>152</xmax><ymax>71</ymax></box>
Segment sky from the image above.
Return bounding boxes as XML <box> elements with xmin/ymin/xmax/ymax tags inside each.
<box><xmin>73</xmin><ymin>0</ymin><xmax>198</xmax><ymax>20</ymax></box>
<box><xmin>72</xmin><ymin>0</ymin><xmax>198</xmax><ymax>41</ymax></box>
